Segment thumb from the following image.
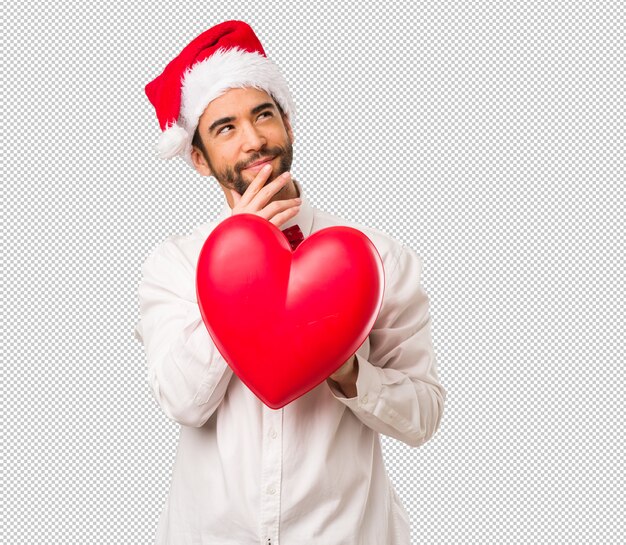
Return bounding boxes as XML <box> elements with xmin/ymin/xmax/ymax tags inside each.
<box><xmin>228</xmin><ymin>187</ymin><xmax>242</xmax><ymax>208</ymax></box>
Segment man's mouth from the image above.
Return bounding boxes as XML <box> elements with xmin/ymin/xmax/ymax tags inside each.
<box><xmin>244</xmin><ymin>156</ymin><xmax>276</xmax><ymax>171</ymax></box>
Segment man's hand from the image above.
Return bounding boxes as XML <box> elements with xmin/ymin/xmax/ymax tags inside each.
<box><xmin>329</xmin><ymin>354</ymin><xmax>357</xmax><ymax>381</ymax></box>
<box><xmin>327</xmin><ymin>353</ymin><xmax>358</xmax><ymax>398</ymax></box>
<box><xmin>227</xmin><ymin>164</ymin><xmax>301</xmax><ymax>229</ymax></box>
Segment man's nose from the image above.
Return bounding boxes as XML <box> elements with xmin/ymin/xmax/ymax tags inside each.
<box><xmin>241</xmin><ymin>122</ymin><xmax>267</xmax><ymax>151</ymax></box>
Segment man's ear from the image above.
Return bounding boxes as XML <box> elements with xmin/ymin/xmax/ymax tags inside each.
<box><xmin>190</xmin><ymin>146</ymin><xmax>212</xmax><ymax>176</ymax></box>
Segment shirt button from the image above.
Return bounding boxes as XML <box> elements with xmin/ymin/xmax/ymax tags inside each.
<box><xmin>361</xmin><ymin>394</ymin><xmax>368</xmax><ymax>404</ymax></box>
<box><xmin>267</xmin><ymin>486</ymin><xmax>276</xmax><ymax>495</ymax></box>
<box><xmin>270</xmin><ymin>429</ymin><xmax>277</xmax><ymax>439</ymax></box>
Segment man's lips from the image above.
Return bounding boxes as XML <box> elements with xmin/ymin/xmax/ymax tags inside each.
<box><xmin>244</xmin><ymin>156</ymin><xmax>276</xmax><ymax>171</ymax></box>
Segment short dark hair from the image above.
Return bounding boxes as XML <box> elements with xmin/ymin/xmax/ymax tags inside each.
<box><xmin>192</xmin><ymin>95</ymin><xmax>286</xmax><ymax>160</ymax></box>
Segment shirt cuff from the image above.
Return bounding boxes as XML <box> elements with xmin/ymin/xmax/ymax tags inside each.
<box><xmin>328</xmin><ymin>352</ymin><xmax>382</xmax><ymax>413</ymax></box>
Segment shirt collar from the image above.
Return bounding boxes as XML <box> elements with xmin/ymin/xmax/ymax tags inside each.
<box><xmin>216</xmin><ymin>178</ymin><xmax>313</xmax><ymax>237</ymax></box>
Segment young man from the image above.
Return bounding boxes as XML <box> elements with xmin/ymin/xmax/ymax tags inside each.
<box><xmin>136</xmin><ymin>20</ymin><xmax>446</xmax><ymax>545</ymax></box>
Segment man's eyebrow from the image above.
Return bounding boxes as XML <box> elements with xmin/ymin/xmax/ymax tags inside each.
<box><xmin>208</xmin><ymin>102</ymin><xmax>277</xmax><ymax>134</ymax></box>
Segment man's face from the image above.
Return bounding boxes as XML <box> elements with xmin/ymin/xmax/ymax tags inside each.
<box><xmin>191</xmin><ymin>87</ymin><xmax>294</xmax><ymax>200</ymax></box>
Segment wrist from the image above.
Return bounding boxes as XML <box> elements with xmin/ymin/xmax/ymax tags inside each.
<box><xmin>330</xmin><ymin>355</ymin><xmax>358</xmax><ymax>383</ymax></box>
<box><xmin>328</xmin><ymin>356</ymin><xmax>358</xmax><ymax>398</ymax></box>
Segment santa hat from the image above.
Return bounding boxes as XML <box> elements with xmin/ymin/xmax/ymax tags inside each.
<box><xmin>145</xmin><ymin>20</ymin><xmax>296</xmax><ymax>167</ymax></box>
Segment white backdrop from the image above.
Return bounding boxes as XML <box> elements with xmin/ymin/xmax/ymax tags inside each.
<box><xmin>4</xmin><ymin>1</ymin><xmax>623</xmax><ymax>543</ymax></box>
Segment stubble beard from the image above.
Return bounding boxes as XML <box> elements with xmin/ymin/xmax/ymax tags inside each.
<box><xmin>208</xmin><ymin>142</ymin><xmax>294</xmax><ymax>197</ymax></box>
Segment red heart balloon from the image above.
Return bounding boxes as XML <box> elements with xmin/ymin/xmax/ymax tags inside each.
<box><xmin>196</xmin><ymin>214</ymin><xmax>384</xmax><ymax>409</ymax></box>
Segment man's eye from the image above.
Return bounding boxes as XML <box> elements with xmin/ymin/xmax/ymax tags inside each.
<box><xmin>217</xmin><ymin>113</ymin><xmax>271</xmax><ymax>135</ymax></box>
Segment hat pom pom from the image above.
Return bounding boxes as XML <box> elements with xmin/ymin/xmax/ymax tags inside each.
<box><xmin>157</xmin><ymin>122</ymin><xmax>190</xmax><ymax>159</ymax></box>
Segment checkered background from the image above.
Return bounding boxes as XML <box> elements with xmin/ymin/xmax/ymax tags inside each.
<box><xmin>4</xmin><ymin>1</ymin><xmax>623</xmax><ymax>543</ymax></box>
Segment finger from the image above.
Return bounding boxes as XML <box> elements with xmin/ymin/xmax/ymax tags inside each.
<box><xmin>227</xmin><ymin>187</ymin><xmax>242</xmax><ymax>208</ymax></box>
<box><xmin>259</xmin><ymin>198</ymin><xmax>302</xmax><ymax>221</ymax></box>
<box><xmin>251</xmin><ymin>172</ymin><xmax>292</xmax><ymax>209</ymax></box>
<box><xmin>267</xmin><ymin>204</ymin><xmax>301</xmax><ymax>229</ymax></box>
<box><xmin>238</xmin><ymin>164</ymin><xmax>274</xmax><ymax>207</ymax></box>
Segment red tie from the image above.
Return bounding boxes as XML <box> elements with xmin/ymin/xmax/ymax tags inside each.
<box><xmin>282</xmin><ymin>224</ymin><xmax>304</xmax><ymax>250</ymax></box>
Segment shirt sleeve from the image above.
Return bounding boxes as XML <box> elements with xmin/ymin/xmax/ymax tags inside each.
<box><xmin>327</xmin><ymin>243</ymin><xmax>447</xmax><ymax>447</ymax></box>
<box><xmin>133</xmin><ymin>237</ymin><xmax>234</xmax><ymax>427</ymax></box>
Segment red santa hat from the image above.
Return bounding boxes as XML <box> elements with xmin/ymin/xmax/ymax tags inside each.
<box><xmin>145</xmin><ymin>20</ymin><xmax>296</xmax><ymax>166</ymax></box>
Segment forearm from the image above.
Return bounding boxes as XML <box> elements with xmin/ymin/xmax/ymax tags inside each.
<box><xmin>327</xmin><ymin>243</ymin><xmax>447</xmax><ymax>447</ymax></box>
<box><xmin>329</xmin><ymin>352</ymin><xmax>446</xmax><ymax>447</ymax></box>
<box><xmin>135</xmin><ymin>238</ymin><xmax>234</xmax><ymax>428</ymax></box>
<box><xmin>145</xmin><ymin>316</ymin><xmax>233</xmax><ymax>427</ymax></box>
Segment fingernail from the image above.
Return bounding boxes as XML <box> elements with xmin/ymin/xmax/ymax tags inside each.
<box><xmin>263</xmin><ymin>164</ymin><xmax>271</xmax><ymax>171</ymax></box>
<box><xmin>295</xmin><ymin>198</ymin><xmax>302</xmax><ymax>203</ymax></box>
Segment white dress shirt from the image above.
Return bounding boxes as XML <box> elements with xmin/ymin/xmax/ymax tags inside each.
<box><xmin>134</xmin><ymin>179</ymin><xmax>446</xmax><ymax>545</ymax></box>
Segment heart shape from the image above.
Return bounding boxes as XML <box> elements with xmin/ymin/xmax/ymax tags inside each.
<box><xmin>196</xmin><ymin>214</ymin><xmax>384</xmax><ymax>409</ymax></box>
